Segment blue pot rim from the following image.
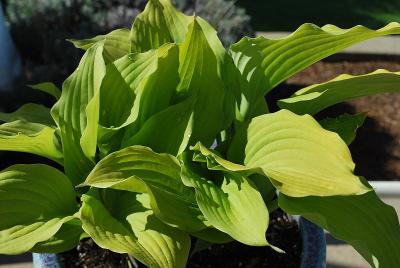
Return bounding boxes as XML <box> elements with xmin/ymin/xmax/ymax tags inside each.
<box><xmin>33</xmin><ymin>216</ymin><xmax>326</xmax><ymax>268</ymax></box>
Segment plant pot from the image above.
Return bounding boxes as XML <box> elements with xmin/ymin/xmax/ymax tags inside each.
<box><xmin>33</xmin><ymin>217</ymin><xmax>326</xmax><ymax>268</ymax></box>
<box><xmin>0</xmin><ymin>2</ymin><xmax>21</xmax><ymax>90</ymax></box>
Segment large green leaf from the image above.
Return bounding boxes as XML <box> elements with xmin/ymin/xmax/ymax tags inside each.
<box><xmin>245</xmin><ymin>109</ymin><xmax>370</xmax><ymax>197</ymax></box>
<box><xmin>28</xmin><ymin>82</ymin><xmax>61</xmax><ymax>100</ymax></box>
<box><xmin>52</xmin><ymin>42</ymin><xmax>106</xmax><ymax>184</ymax></box>
<box><xmin>121</xmin><ymin>45</ymin><xmax>180</xmax><ymax>148</ymax></box>
<box><xmin>31</xmin><ymin>219</ymin><xmax>85</xmax><ymax>253</ymax></box>
<box><xmin>0</xmin><ymin>120</ymin><xmax>62</xmax><ymax>164</ymax></box>
<box><xmin>231</xmin><ymin>22</ymin><xmax>400</xmax><ymax>97</ymax></box>
<box><xmin>180</xmin><ymin>154</ymin><xmax>274</xmax><ymax>248</ymax></box>
<box><xmin>0</xmin><ymin>164</ymin><xmax>78</xmax><ymax>254</ymax></box>
<box><xmin>80</xmin><ymin>146</ymin><xmax>206</xmax><ymax>232</ymax></box>
<box><xmin>130</xmin><ymin>0</ymin><xmax>191</xmax><ymax>52</ymax></box>
<box><xmin>279</xmin><ymin>186</ymin><xmax>400</xmax><ymax>268</ymax></box>
<box><xmin>229</xmin><ymin>39</ymin><xmax>270</xmax><ymax>121</ymax></box>
<box><xmin>278</xmin><ymin>70</ymin><xmax>400</xmax><ymax>115</ymax></box>
<box><xmin>100</xmin><ymin>45</ymin><xmax>176</xmax><ymax>128</ymax></box>
<box><xmin>123</xmin><ymin>97</ymin><xmax>194</xmax><ymax>155</ymax></box>
<box><xmin>0</xmin><ymin>103</ymin><xmax>53</xmax><ymax>126</ymax></box>
<box><xmin>319</xmin><ymin>113</ymin><xmax>366</xmax><ymax>145</ymax></box>
<box><xmin>99</xmin><ymin>44</ymin><xmax>180</xmax><ymax>154</ymax></box>
<box><xmin>80</xmin><ymin>190</ymin><xmax>190</xmax><ymax>268</ymax></box>
<box><xmin>191</xmin><ymin>143</ymin><xmax>276</xmax><ymax>209</ymax></box>
<box><xmin>176</xmin><ymin>19</ymin><xmax>227</xmax><ymax>146</ymax></box>
<box><xmin>69</xmin><ymin>28</ymin><xmax>131</xmax><ymax>63</ymax></box>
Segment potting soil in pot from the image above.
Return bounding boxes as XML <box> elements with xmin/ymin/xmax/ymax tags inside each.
<box><xmin>59</xmin><ymin>210</ymin><xmax>302</xmax><ymax>268</ymax></box>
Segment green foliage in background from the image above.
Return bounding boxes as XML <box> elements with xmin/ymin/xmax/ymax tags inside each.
<box><xmin>0</xmin><ymin>1</ymin><xmax>400</xmax><ymax>268</ymax></box>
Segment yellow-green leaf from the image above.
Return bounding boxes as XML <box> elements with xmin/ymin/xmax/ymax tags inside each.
<box><xmin>69</xmin><ymin>28</ymin><xmax>131</xmax><ymax>63</ymax></box>
<box><xmin>0</xmin><ymin>121</ymin><xmax>62</xmax><ymax>164</ymax></box>
<box><xmin>279</xmin><ymin>185</ymin><xmax>400</xmax><ymax>268</ymax></box>
<box><xmin>232</xmin><ymin>23</ymin><xmax>400</xmax><ymax>94</ymax></box>
<box><xmin>51</xmin><ymin>42</ymin><xmax>106</xmax><ymax>184</ymax></box>
<box><xmin>130</xmin><ymin>0</ymin><xmax>191</xmax><ymax>52</ymax></box>
<box><xmin>245</xmin><ymin>109</ymin><xmax>370</xmax><ymax>197</ymax></box>
<box><xmin>181</xmin><ymin>154</ymin><xmax>274</xmax><ymax>248</ymax></box>
<box><xmin>81</xmin><ymin>146</ymin><xmax>206</xmax><ymax>232</ymax></box>
<box><xmin>279</xmin><ymin>70</ymin><xmax>400</xmax><ymax>115</ymax></box>
<box><xmin>80</xmin><ymin>190</ymin><xmax>190</xmax><ymax>268</ymax></box>
<box><xmin>0</xmin><ymin>164</ymin><xmax>78</xmax><ymax>254</ymax></box>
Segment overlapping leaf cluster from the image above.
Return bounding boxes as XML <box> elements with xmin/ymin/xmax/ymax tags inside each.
<box><xmin>0</xmin><ymin>1</ymin><xmax>400</xmax><ymax>267</ymax></box>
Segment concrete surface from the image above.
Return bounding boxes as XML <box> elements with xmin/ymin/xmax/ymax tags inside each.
<box><xmin>256</xmin><ymin>32</ymin><xmax>400</xmax><ymax>55</ymax></box>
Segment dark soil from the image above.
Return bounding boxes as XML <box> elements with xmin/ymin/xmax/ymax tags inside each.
<box><xmin>187</xmin><ymin>210</ymin><xmax>301</xmax><ymax>268</ymax></box>
<box><xmin>268</xmin><ymin>57</ymin><xmax>400</xmax><ymax>181</ymax></box>
<box><xmin>59</xmin><ymin>210</ymin><xmax>302</xmax><ymax>268</ymax></box>
<box><xmin>59</xmin><ymin>239</ymin><xmax>131</xmax><ymax>268</ymax></box>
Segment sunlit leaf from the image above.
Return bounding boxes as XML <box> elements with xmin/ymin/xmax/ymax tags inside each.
<box><xmin>232</xmin><ymin>22</ymin><xmax>400</xmax><ymax>95</ymax></box>
<box><xmin>80</xmin><ymin>190</ymin><xmax>190</xmax><ymax>268</ymax></box>
<box><xmin>0</xmin><ymin>164</ymin><xmax>78</xmax><ymax>254</ymax></box>
<box><xmin>279</xmin><ymin>70</ymin><xmax>400</xmax><ymax>115</ymax></box>
<box><xmin>0</xmin><ymin>121</ymin><xmax>62</xmax><ymax>164</ymax></box>
<box><xmin>130</xmin><ymin>0</ymin><xmax>191</xmax><ymax>52</ymax></box>
<box><xmin>181</xmin><ymin>154</ymin><xmax>274</xmax><ymax>248</ymax></box>
<box><xmin>51</xmin><ymin>42</ymin><xmax>106</xmax><ymax>184</ymax></box>
<box><xmin>177</xmin><ymin>19</ymin><xmax>227</xmax><ymax>146</ymax></box>
<box><xmin>81</xmin><ymin>146</ymin><xmax>206</xmax><ymax>232</ymax></box>
<box><xmin>245</xmin><ymin>109</ymin><xmax>370</xmax><ymax>197</ymax></box>
<box><xmin>69</xmin><ymin>29</ymin><xmax>131</xmax><ymax>63</ymax></box>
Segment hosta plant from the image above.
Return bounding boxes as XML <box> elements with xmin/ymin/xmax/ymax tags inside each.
<box><xmin>1</xmin><ymin>1</ymin><xmax>400</xmax><ymax>267</ymax></box>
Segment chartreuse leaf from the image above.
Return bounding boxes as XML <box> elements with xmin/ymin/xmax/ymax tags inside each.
<box><xmin>80</xmin><ymin>190</ymin><xmax>190</xmax><ymax>268</ymax></box>
<box><xmin>0</xmin><ymin>121</ymin><xmax>62</xmax><ymax>164</ymax></box>
<box><xmin>69</xmin><ymin>29</ymin><xmax>131</xmax><ymax>63</ymax></box>
<box><xmin>100</xmin><ymin>44</ymin><xmax>177</xmax><ymax>129</ymax></box>
<box><xmin>191</xmin><ymin>143</ymin><xmax>277</xmax><ymax>210</ymax></box>
<box><xmin>0</xmin><ymin>103</ymin><xmax>53</xmax><ymax>126</ymax></box>
<box><xmin>52</xmin><ymin>42</ymin><xmax>106</xmax><ymax>184</ymax></box>
<box><xmin>180</xmin><ymin>154</ymin><xmax>275</xmax><ymax>248</ymax></box>
<box><xmin>0</xmin><ymin>164</ymin><xmax>78</xmax><ymax>254</ymax></box>
<box><xmin>31</xmin><ymin>219</ymin><xmax>86</xmax><ymax>253</ymax></box>
<box><xmin>130</xmin><ymin>0</ymin><xmax>191</xmax><ymax>52</ymax></box>
<box><xmin>191</xmin><ymin>142</ymin><xmax>254</xmax><ymax>175</ymax></box>
<box><xmin>28</xmin><ymin>82</ymin><xmax>61</xmax><ymax>100</ymax></box>
<box><xmin>123</xmin><ymin>18</ymin><xmax>231</xmax><ymax>150</ymax></box>
<box><xmin>320</xmin><ymin>113</ymin><xmax>366</xmax><ymax>145</ymax></box>
<box><xmin>279</xmin><ymin>70</ymin><xmax>400</xmax><ymax>115</ymax></box>
<box><xmin>121</xmin><ymin>45</ymin><xmax>181</xmax><ymax>148</ymax></box>
<box><xmin>124</xmin><ymin>97</ymin><xmax>195</xmax><ymax>155</ymax></box>
<box><xmin>80</xmin><ymin>146</ymin><xmax>206</xmax><ymax>232</ymax></box>
<box><xmin>177</xmin><ymin>19</ymin><xmax>227</xmax><ymax>146</ymax></box>
<box><xmin>99</xmin><ymin>44</ymin><xmax>180</xmax><ymax>154</ymax></box>
<box><xmin>229</xmin><ymin>39</ymin><xmax>270</xmax><ymax>121</ymax></box>
<box><xmin>245</xmin><ymin>109</ymin><xmax>370</xmax><ymax>197</ymax></box>
<box><xmin>231</xmin><ymin>23</ymin><xmax>400</xmax><ymax>95</ymax></box>
<box><xmin>279</xmin><ymin>185</ymin><xmax>400</xmax><ymax>268</ymax></box>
